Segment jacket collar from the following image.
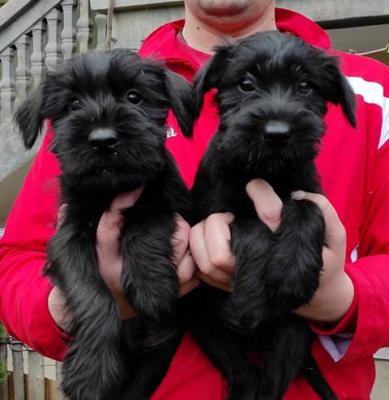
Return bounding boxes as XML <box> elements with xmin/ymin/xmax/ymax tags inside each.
<box><xmin>139</xmin><ymin>8</ymin><xmax>331</xmax><ymax>71</ymax></box>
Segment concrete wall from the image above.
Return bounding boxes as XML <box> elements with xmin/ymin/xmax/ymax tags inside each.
<box><xmin>91</xmin><ymin>0</ymin><xmax>389</xmax><ymax>24</ymax></box>
<box><xmin>89</xmin><ymin>0</ymin><xmax>389</xmax><ymax>50</ymax></box>
<box><xmin>0</xmin><ymin>160</ymin><xmax>32</xmax><ymax>224</ymax></box>
<box><xmin>112</xmin><ymin>5</ymin><xmax>184</xmax><ymax>50</ymax></box>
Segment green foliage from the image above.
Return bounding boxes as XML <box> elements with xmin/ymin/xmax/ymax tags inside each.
<box><xmin>0</xmin><ymin>323</ymin><xmax>6</xmax><ymax>337</ymax></box>
<box><xmin>0</xmin><ymin>361</ymin><xmax>6</xmax><ymax>382</ymax></box>
<box><xmin>0</xmin><ymin>322</ymin><xmax>7</xmax><ymax>383</ymax></box>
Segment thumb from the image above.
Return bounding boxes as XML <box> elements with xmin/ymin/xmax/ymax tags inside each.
<box><xmin>291</xmin><ymin>191</ymin><xmax>346</xmax><ymax>251</ymax></box>
<box><xmin>97</xmin><ymin>188</ymin><xmax>144</xmax><ymax>251</ymax></box>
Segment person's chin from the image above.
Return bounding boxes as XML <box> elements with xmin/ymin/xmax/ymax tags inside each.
<box><xmin>200</xmin><ymin>3</ymin><xmax>248</xmax><ymax>17</ymax></box>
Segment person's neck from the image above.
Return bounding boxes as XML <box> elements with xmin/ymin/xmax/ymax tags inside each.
<box><xmin>182</xmin><ymin>7</ymin><xmax>277</xmax><ymax>54</ymax></box>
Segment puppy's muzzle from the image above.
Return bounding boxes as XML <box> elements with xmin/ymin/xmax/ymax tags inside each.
<box><xmin>89</xmin><ymin>128</ymin><xmax>118</xmax><ymax>151</ymax></box>
<box><xmin>263</xmin><ymin>120</ymin><xmax>290</xmax><ymax>148</ymax></box>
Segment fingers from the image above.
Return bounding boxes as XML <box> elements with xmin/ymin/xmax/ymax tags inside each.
<box><xmin>48</xmin><ymin>287</ymin><xmax>73</xmax><ymax>331</ymax></box>
<box><xmin>97</xmin><ymin>188</ymin><xmax>144</xmax><ymax>252</ymax></box>
<box><xmin>57</xmin><ymin>204</ymin><xmax>67</xmax><ymax>228</ymax></box>
<box><xmin>110</xmin><ymin>189</ymin><xmax>144</xmax><ymax>211</ymax></box>
<box><xmin>172</xmin><ymin>214</ymin><xmax>191</xmax><ymax>265</ymax></box>
<box><xmin>245</xmin><ymin>180</ymin><xmax>345</xmax><ymax>252</ymax></box>
<box><xmin>179</xmin><ymin>276</ymin><xmax>200</xmax><ymax>296</ymax></box>
<box><xmin>172</xmin><ymin>216</ymin><xmax>200</xmax><ymax>296</ymax></box>
<box><xmin>195</xmin><ymin>271</ymin><xmax>232</xmax><ymax>293</ymax></box>
<box><xmin>291</xmin><ymin>191</ymin><xmax>346</xmax><ymax>251</ymax></box>
<box><xmin>190</xmin><ymin>220</ymin><xmax>233</xmax><ymax>284</ymax></box>
<box><xmin>96</xmin><ymin>189</ymin><xmax>143</xmax><ymax>297</ymax></box>
<box><xmin>176</xmin><ymin>250</ymin><xmax>196</xmax><ymax>284</ymax></box>
<box><xmin>246</xmin><ymin>179</ymin><xmax>283</xmax><ymax>232</ymax></box>
<box><xmin>189</xmin><ymin>179</ymin><xmax>283</xmax><ymax>293</ymax></box>
<box><xmin>190</xmin><ymin>221</ymin><xmax>231</xmax><ymax>284</ymax></box>
<box><xmin>189</xmin><ymin>214</ymin><xmax>235</xmax><ymax>290</ymax></box>
<box><xmin>204</xmin><ymin>213</ymin><xmax>235</xmax><ymax>274</ymax></box>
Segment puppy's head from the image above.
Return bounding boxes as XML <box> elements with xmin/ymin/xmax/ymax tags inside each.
<box><xmin>193</xmin><ymin>31</ymin><xmax>356</xmax><ymax>174</ymax></box>
<box><xmin>15</xmin><ymin>50</ymin><xmax>193</xmax><ymax>191</ymax></box>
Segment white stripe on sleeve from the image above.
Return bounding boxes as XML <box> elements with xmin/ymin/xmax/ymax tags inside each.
<box><xmin>347</xmin><ymin>76</ymin><xmax>389</xmax><ymax>149</ymax></box>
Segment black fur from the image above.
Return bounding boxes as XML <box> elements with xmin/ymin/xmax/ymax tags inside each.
<box><xmin>15</xmin><ymin>50</ymin><xmax>193</xmax><ymax>400</ymax></box>
<box><xmin>188</xmin><ymin>31</ymin><xmax>356</xmax><ymax>399</ymax></box>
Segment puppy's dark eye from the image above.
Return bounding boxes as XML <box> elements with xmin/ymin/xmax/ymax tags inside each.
<box><xmin>127</xmin><ymin>90</ymin><xmax>143</xmax><ymax>105</ymax></box>
<box><xmin>69</xmin><ymin>98</ymin><xmax>81</xmax><ymax>111</ymax></box>
<box><xmin>238</xmin><ymin>78</ymin><xmax>256</xmax><ymax>93</ymax></box>
<box><xmin>298</xmin><ymin>81</ymin><xmax>313</xmax><ymax>95</ymax></box>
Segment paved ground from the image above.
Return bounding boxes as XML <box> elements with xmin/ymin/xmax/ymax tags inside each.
<box><xmin>372</xmin><ymin>361</ymin><xmax>389</xmax><ymax>399</ymax></box>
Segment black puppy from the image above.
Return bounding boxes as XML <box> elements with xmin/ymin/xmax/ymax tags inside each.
<box><xmin>187</xmin><ymin>32</ymin><xmax>355</xmax><ymax>399</ymax></box>
<box><xmin>15</xmin><ymin>50</ymin><xmax>193</xmax><ymax>400</ymax></box>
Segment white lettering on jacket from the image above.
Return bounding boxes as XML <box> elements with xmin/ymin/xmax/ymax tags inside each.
<box><xmin>166</xmin><ymin>127</ymin><xmax>177</xmax><ymax>138</ymax></box>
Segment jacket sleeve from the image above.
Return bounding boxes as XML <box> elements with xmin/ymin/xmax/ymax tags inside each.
<box><xmin>341</xmin><ymin>136</ymin><xmax>389</xmax><ymax>362</ymax></box>
<box><xmin>0</xmin><ymin>126</ymin><xmax>68</xmax><ymax>361</ymax></box>
<box><xmin>312</xmin><ymin>66</ymin><xmax>389</xmax><ymax>363</ymax></box>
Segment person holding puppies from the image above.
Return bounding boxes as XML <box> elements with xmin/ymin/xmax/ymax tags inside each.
<box><xmin>0</xmin><ymin>0</ymin><xmax>388</xmax><ymax>398</ymax></box>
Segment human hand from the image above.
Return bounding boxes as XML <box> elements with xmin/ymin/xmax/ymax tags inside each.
<box><xmin>189</xmin><ymin>213</ymin><xmax>236</xmax><ymax>292</ymax></box>
<box><xmin>189</xmin><ymin>179</ymin><xmax>286</xmax><ymax>292</ymax></box>
<box><xmin>247</xmin><ymin>179</ymin><xmax>354</xmax><ymax>323</ymax></box>
<box><xmin>189</xmin><ymin>176</ymin><xmax>286</xmax><ymax>292</ymax></box>
<box><xmin>48</xmin><ymin>190</ymin><xmax>198</xmax><ymax>330</ymax></box>
<box><xmin>290</xmin><ymin>190</ymin><xmax>354</xmax><ymax>323</ymax></box>
<box><xmin>189</xmin><ymin>178</ymin><xmax>354</xmax><ymax>324</ymax></box>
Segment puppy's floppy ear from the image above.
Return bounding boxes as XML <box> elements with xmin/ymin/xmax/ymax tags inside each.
<box><xmin>193</xmin><ymin>45</ymin><xmax>234</xmax><ymax>120</ymax></box>
<box><xmin>14</xmin><ymin>82</ymin><xmax>47</xmax><ymax>149</ymax></box>
<box><xmin>320</xmin><ymin>58</ymin><xmax>356</xmax><ymax>127</ymax></box>
<box><xmin>164</xmin><ymin>70</ymin><xmax>194</xmax><ymax>137</ymax></box>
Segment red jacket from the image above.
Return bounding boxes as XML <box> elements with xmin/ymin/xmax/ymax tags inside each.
<box><xmin>1</xmin><ymin>8</ymin><xmax>388</xmax><ymax>399</ymax></box>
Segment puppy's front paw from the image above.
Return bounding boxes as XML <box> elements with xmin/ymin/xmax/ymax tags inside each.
<box><xmin>265</xmin><ymin>200</ymin><xmax>325</xmax><ymax>311</ymax></box>
<box><xmin>124</xmin><ymin>258</ymin><xmax>179</xmax><ymax>319</ymax></box>
<box><xmin>228</xmin><ymin>220</ymin><xmax>272</xmax><ymax>330</ymax></box>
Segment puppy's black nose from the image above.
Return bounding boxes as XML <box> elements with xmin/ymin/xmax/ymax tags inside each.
<box><xmin>88</xmin><ymin>129</ymin><xmax>118</xmax><ymax>150</ymax></box>
<box><xmin>263</xmin><ymin>121</ymin><xmax>290</xmax><ymax>145</ymax></box>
